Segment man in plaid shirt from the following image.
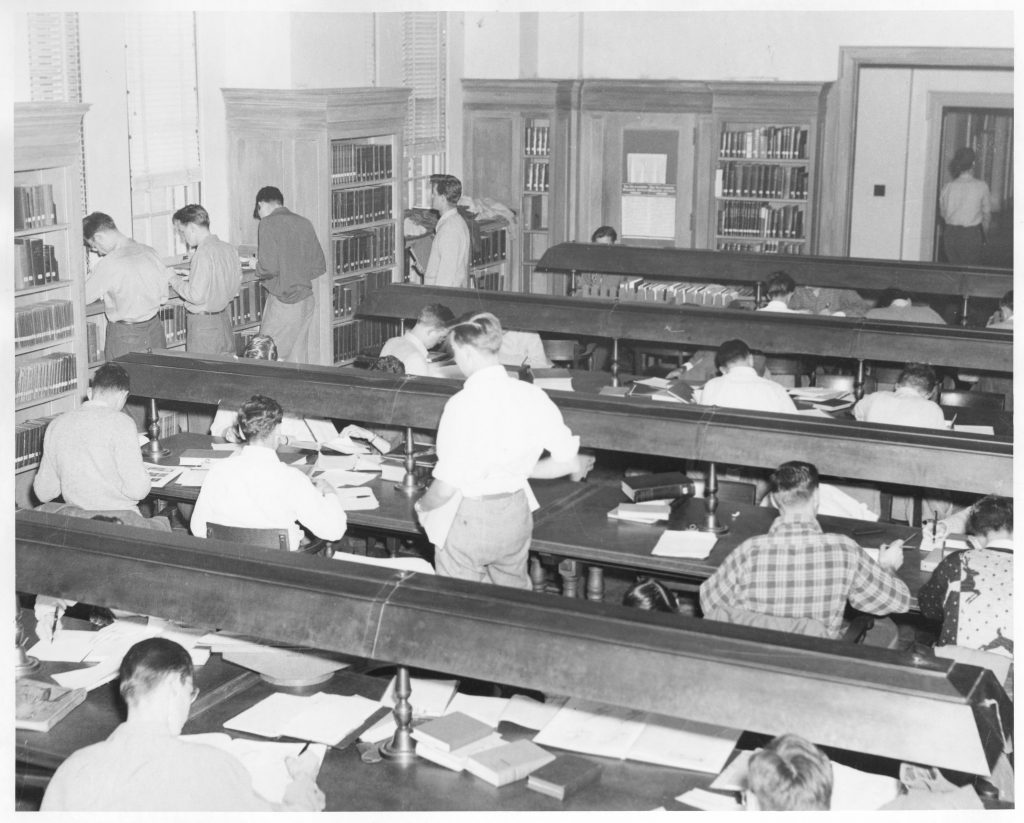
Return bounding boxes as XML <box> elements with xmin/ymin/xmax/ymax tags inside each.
<box><xmin>700</xmin><ymin>461</ymin><xmax>910</xmax><ymax>639</ymax></box>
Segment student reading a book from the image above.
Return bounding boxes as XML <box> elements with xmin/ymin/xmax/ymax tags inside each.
<box><xmin>379</xmin><ymin>302</ymin><xmax>455</xmax><ymax>376</ymax></box>
<box><xmin>853</xmin><ymin>363</ymin><xmax>946</xmax><ymax>429</ymax></box>
<box><xmin>41</xmin><ymin>638</ymin><xmax>325</xmax><ymax>811</ymax></box>
<box><xmin>700</xmin><ymin>461</ymin><xmax>910</xmax><ymax>643</ymax></box>
<box><xmin>191</xmin><ymin>394</ymin><xmax>347</xmax><ymax>551</ymax></box>
<box><xmin>698</xmin><ymin>339</ymin><xmax>797</xmax><ymax>415</ymax></box>
<box><xmin>745</xmin><ymin>733</ymin><xmax>833</xmax><ymax>811</ymax></box>
<box><xmin>414</xmin><ymin>312</ymin><xmax>593</xmax><ymax>588</ymax></box>
<box><xmin>757</xmin><ymin>272</ymin><xmax>808</xmax><ymax>314</ymax></box>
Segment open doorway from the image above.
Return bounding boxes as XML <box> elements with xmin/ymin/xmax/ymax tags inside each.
<box><xmin>934</xmin><ymin>107</ymin><xmax>1013</xmax><ymax>267</ymax></box>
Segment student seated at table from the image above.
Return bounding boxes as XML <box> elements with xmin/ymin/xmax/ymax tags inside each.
<box><xmin>41</xmin><ymin>638</ymin><xmax>324</xmax><ymax>811</ymax></box>
<box><xmin>865</xmin><ymin>288</ymin><xmax>946</xmax><ymax>325</ymax></box>
<box><xmin>191</xmin><ymin>395</ymin><xmax>347</xmax><ymax>551</ymax></box>
<box><xmin>379</xmin><ymin>303</ymin><xmax>455</xmax><ymax>377</ymax></box>
<box><xmin>623</xmin><ymin>576</ymin><xmax>695</xmax><ymax>617</ymax></box>
<box><xmin>210</xmin><ymin>335</ymin><xmax>336</xmax><ymax>443</ymax></box>
<box><xmin>757</xmin><ymin>272</ymin><xmax>810</xmax><ymax>314</ymax></box>
<box><xmin>787</xmin><ymin>273</ymin><xmax>871</xmax><ymax>317</ymax></box>
<box><xmin>987</xmin><ymin>289</ymin><xmax>1013</xmax><ymax>330</ymax></box>
<box><xmin>853</xmin><ymin>362</ymin><xmax>945</xmax><ymax>429</ymax></box>
<box><xmin>917</xmin><ymin>495</ymin><xmax>1013</xmax><ymax>658</ymax></box>
<box><xmin>698</xmin><ymin>339</ymin><xmax>797</xmax><ymax>414</ymax></box>
<box><xmin>700</xmin><ymin>461</ymin><xmax>910</xmax><ymax>642</ymax></box>
<box><xmin>745</xmin><ymin>733</ymin><xmax>833</xmax><ymax>811</ymax></box>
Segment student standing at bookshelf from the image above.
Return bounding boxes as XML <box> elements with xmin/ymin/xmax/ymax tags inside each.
<box><xmin>82</xmin><ymin>212</ymin><xmax>170</xmax><ymax>360</ymax></box>
<box><xmin>168</xmin><ymin>204</ymin><xmax>241</xmax><ymax>355</ymax></box>
<box><xmin>423</xmin><ymin>174</ymin><xmax>470</xmax><ymax>288</ymax></box>
<box><xmin>253</xmin><ymin>186</ymin><xmax>327</xmax><ymax>363</ymax></box>
<box><xmin>413</xmin><ymin>312</ymin><xmax>594</xmax><ymax>588</ymax></box>
<box><xmin>939</xmin><ymin>147</ymin><xmax>991</xmax><ymax>265</ymax></box>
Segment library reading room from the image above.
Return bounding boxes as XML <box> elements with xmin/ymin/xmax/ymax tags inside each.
<box><xmin>9</xmin><ymin>8</ymin><xmax>1016</xmax><ymax>814</ymax></box>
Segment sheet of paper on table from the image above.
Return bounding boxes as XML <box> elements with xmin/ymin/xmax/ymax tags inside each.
<box><xmin>211</xmin><ymin>443</ymin><xmax>240</xmax><ymax>451</ymax></box>
<box><xmin>222</xmin><ymin>648</ymin><xmax>349</xmax><ymax>682</ymax></box>
<box><xmin>675</xmin><ymin>787</ymin><xmax>744</xmax><ymax>811</ymax></box>
<box><xmin>27</xmin><ymin>631</ymin><xmax>99</xmax><ymax>662</ymax></box>
<box><xmin>224</xmin><ymin>691</ymin><xmax>382</xmax><ymax>745</ymax></box>
<box><xmin>175</xmin><ymin>468</ymin><xmax>210</xmax><ymax>487</ymax></box>
<box><xmin>319</xmin><ymin>469</ymin><xmax>378</xmax><ymax>487</ymax></box>
<box><xmin>333</xmin><ymin>486</ymin><xmax>379</xmax><ymax>510</ymax></box>
<box><xmin>953</xmin><ymin>424</ymin><xmax>995</xmax><ymax>435</ymax></box>
<box><xmin>51</xmin><ymin>656</ymin><xmax>121</xmax><ymax>691</ymax></box>
<box><xmin>331</xmin><ymin>553</ymin><xmax>435</xmax><ymax>575</ymax></box>
<box><xmin>446</xmin><ymin>693</ymin><xmax>510</xmax><ymax>729</ymax></box>
<box><xmin>316</xmin><ymin>453</ymin><xmax>358</xmax><ymax>471</ymax></box>
<box><xmin>651</xmin><ymin>529</ymin><xmax>718</xmax><ymax>558</ymax></box>
<box><xmin>499</xmin><ymin>694</ymin><xmax>568</xmax><ymax>731</ymax></box>
<box><xmin>533</xmin><ymin>378</ymin><xmax>575</xmax><ymax>392</ymax></box>
<box><xmin>143</xmin><ymin>464</ymin><xmax>183</xmax><ymax>487</ymax></box>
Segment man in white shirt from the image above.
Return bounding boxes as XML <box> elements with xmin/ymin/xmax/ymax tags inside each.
<box><xmin>414</xmin><ymin>312</ymin><xmax>594</xmax><ymax>588</ymax></box>
<box><xmin>699</xmin><ymin>339</ymin><xmax>798</xmax><ymax>414</ymax></box>
<box><xmin>379</xmin><ymin>303</ymin><xmax>455</xmax><ymax>377</ymax></box>
<box><xmin>853</xmin><ymin>363</ymin><xmax>946</xmax><ymax>429</ymax></box>
<box><xmin>423</xmin><ymin>175</ymin><xmax>470</xmax><ymax>288</ymax></box>
<box><xmin>758</xmin><ymin>271</ymin><xmax>809</xmax><ymax>314</ymax></box>
<box><xmin>939</xmin><ymin>147</ymin><xmax>992</xmax><ymax>265</ymax></box>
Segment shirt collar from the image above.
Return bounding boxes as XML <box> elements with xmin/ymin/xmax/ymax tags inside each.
<box><xmin>768</xmin><ymin>514</ymin><xmax>823</xmax><ymax>535</ymax></box>
<box><xmin>238</xmin><ymin>443</ymin><xmax>281</xmax><ymax>461</ymax></box>
<box><xmin>893</xmin><ymin>387</ymin><xmax>927</xmax><ymax>399</ymax></box>
<box><xmin>436</xmin><ymin>208</ymin><xmax>459</xmax><ymax>226</ymax></box>
<box><xmin>724</xmin><ymin>365</ymin><xmax>757</xmax><ymax>379</ymax></box>
<box><xmin>196</xmin><ymin>233</ymin><xmax>220</xmax><ymax>249</ymax></box>
<box><xmin>464</xmin><ymin>362</ymin><xmax>509</xmax><ymax>389</ymax></box>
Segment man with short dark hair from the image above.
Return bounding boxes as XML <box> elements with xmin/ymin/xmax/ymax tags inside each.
<box><xmin>424</xmin><ymin>174</ymin><xmax>470</xmax><ymax>288</ymax></box>
<box><xmin>746</xmin><ymin>733</ymin><xmax>833</xmax><ymax>811</ymax></box>
<box><xmin>759</xmin><ymin>271</ymin><xmax>808</xmax><ymax>313</ymax></box>
<box><xmin>379</xmin><ymin>303</ymin><xmax>455</xmax><ymax>376</ymax></box>
<box><xmin>253</xmin><ymin>186</ymin><xmax>327</xmax><ymax>362</ymax></box>
<box><xmin>169</xmin><ymin>204</ymin><xmax>241</xmax><ymax>354</ymax></box>
<box><xmin>988</xmin><ymin>289</ymin><xmax>1013</xmax><ymax>330</ymax></box>
<box><xmin>41</xmin><ymin>638</ymin><xmax>325</xmax><ymax>811</ymax></box>
<box><xmin>698</xmin><ymin>338</ymin><xmax>797</xmax><ymax>414</ymax></box>
<box><xmin>853</xmin><ymin>362</ymin><xmax>945</xmax><ymax>429</ymax></box>
<box><xmin>700</xmin><ymin>461</ymin><xmax>910</xmax><ymax>639</ymax></box>
<box><xmin>83</xmin><ymin>212</ymin><xmax>170</xmax><ymax>359</ymax></box>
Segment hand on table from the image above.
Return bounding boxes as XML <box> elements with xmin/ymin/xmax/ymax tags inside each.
<box><xmin>878</xmin><ymin>539</ymin><xmax>905</xmax><ymax>572</ymax></box>
<box><xmin>570</xmin><ymin>453</ymin><xmax>596</xmax><ymax>482</ymax></box>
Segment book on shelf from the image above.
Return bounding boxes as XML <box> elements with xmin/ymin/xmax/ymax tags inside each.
<box><xmin>719</xmin><ymin>126</ymin><xmax>808</xmax><ymax>160</ymax></box>
<box><xmin>158</xmin><ymin>304</ymin><xmax>188</xmax><ymax>346</ymax></box>
<box><xmin>15</xmin><ymin>299</ymin><xmax>74</xmax><ymax>350</ymax></box>
<box><xmin>526</xmin><ymin>754</ymin><xmax>603</xmax><ymax>801</ymax></box>
<box><xmin>14</xmin><ymin>415</ymin><xmax>56</xmax><ymax>470</ymax></box>
<box><xmin>465</xmin><ymin>739</ymin><xmax>556</xmax><ymax>787</ymax></box>
<box><xmin>331</xmin><ymin>185</ymin><xmax>394</xmax><ymax>229</ymax></box>
<box><xmin>524</xmin><ymin>124</ymin><xmax>550</xmax><ymax>156</ymax></box>
<box><xmin>330</xmin><ymin>141</ymin><xmax>393</xmax><ymax>185</ymax></box>
<box><xmin>16</xmin><ymin>678</ymin><xmax>87</xmax><ymax>732</ymax></box>
<box><xmin>334</xmin><ymin>225</ymin><xmax>396</xmax><ymax>275</ymax></box>
<box><xmin>15</xmin><ymin>352</ymin><xmax>77</xmax><ymax>405</ymax></box>
<box><xmin>14</xmin><ymin>183</ymin><xmax>58</xmax><ymax>231</ymax></box>
<box><xmin>14</xmin><ymin>237</ymin><xmax>60</xmax><ymax>290</ymax></box>
<box><xmin>410</xmin><ymin>711</ymin><xmax>495</xmax><ymax>753</ymax></box>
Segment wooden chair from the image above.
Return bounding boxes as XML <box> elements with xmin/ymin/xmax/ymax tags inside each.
<box><xmin>939</xmin><ymin>390</ymin><xmax>1005</xmax><ymax>411</ymax></box>
<box><xmin>542</xmin><ymin>339</ymin><xmax>594</xmax><ymax>370</ymax></box>
<box><xmin>206</xmin><ymin>523</ymin><xmax>331</xmax><ymax>557</ymax></box>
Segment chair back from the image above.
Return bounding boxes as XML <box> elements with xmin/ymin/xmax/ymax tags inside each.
<box><xmin>939</xmin><ymin>390</ymin><xmax>1005</xmax><ymax>411</ymax></box>
<box><xmin>206</xmin><ymin>522</ymin><xmax>289</xmax><ymax>551</ymax></box>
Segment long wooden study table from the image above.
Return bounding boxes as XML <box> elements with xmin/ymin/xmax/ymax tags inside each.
<box><xmin>16</xmin><ymin>510</ymin><xmax>1010</xmax><ymax>781</ymax></box>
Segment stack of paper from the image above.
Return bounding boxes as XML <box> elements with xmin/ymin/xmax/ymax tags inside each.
<box><xmin>223</xmin><ymin>691</ymin><xmax>382</xmax><ymax>746</ymax></box>
<box><xmin>499</xmin><ymin>694</ymin><xmax>568</xmax><ymax>731</ymax></box>
<box><xmin>607</xmin><ymin>501</ymin><xmax>672</xmax><ymax>524</ymax></box>
<box><xmin>788</xmin><ymin>387</ymin><xmax>855</xmax><ymax>412</ymax></box>
<box><xmin>317</xmin><ymin>469</ymin><xmax>378</xmax><ymax>488</ymax></box>
<box><xmin>651</xmin><ymin>529</ymin><xmax>718</xmax><ymax>559</ymax></box>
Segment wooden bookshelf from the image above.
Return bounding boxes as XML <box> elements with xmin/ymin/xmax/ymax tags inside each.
<box><xmin>13</xmin><ymin>102</ymin><xmax>90</xmax><ymax>487</ymax></box>
<box><xmin>468</xmin><ymin>218</ymin><xmax>510</xmax><ymax>291</ymax></box>
<box><xmin>223</xmin><ymin>88</ymin><xmax>409</xmax><ymax>366</ymax></box>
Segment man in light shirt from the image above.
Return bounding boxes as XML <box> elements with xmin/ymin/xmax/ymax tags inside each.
<box><xmin>939</xmin><ymin>147</ymin><xmax>991</xmax><ymax>265</ymax></box>
<box><xmin>853</xmin><ymin>363</ymin><xmax>946</xmax><ymax>429</ymax></box>
<box><xmin>423</xmin><ymin>174</ymin><xmax>470</xmax><ymax>288</ymax></box>
<box><xmin>169</xmin><ymin>204</ymin><xmax>242</xmax><ymax>355</ymax></box>
<box><xmin>379</xmin><ymin>303</ymin><xmax>455</xmax><ymax>376</ymax></box>
<box><xmin>699</xmin><ymin>339</ymin><xmax>797</xmax><ymax>415</ymax></box>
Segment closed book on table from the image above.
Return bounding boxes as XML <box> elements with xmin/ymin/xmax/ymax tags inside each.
<box><xmin>16</xmin><ymin>678</ymin><xmax>87</xmax><ymax>732</ymax></box>
<box><xmin>416</xmin><ymin>733</ymin><xmax>504</xmax><ymax>772</ymax></box>
<box><xmin>621</xmin><ymin>472</ymin><xmax>693</xmax><ymax>503</ymax></box>
<box><xmin>411</xmin><ymin>711</ymin><xmax>494</xmax><ymax>752</ymax></box>
<box><xmin>465</xmin><ymin>739</ymin><xmax>556</xmax><ymax>787</ymax></box>
<box><xmin>526</xmin><ymin>754</ymin><xmax>603</xmax><ymax>800</ymax></box>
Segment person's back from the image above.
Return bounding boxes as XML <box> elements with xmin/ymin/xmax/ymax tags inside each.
<box><xmin>698</xmin><ymin>338</ymin><xmax>796</xmax><ymax>414</ymax></box>
<box><xmin>380</xmin><ymin>303</ymin><xmax>455</xmax><ymax>376</ymax></box>
<box><xmin>853</xmin><ymin>363</ymin><xmax>945</xmax><ymax>429</ymax></box>
<box><xmin>866</xmin><ymin>303</ymin><xmax>946</xmax><ymax>325</ymax></box>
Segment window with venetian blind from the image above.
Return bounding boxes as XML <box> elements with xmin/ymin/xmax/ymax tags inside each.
<box><xmin>402</xmin><ymin>12</ymin><xmax>447</xmax><ymax>208</ymax></box>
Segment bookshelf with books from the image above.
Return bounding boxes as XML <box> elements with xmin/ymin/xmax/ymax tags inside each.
<box><xmin>14</xmin><ymin>102</ymin><xmax>90</xmax><ymax>485</ymax></box>
<box><xmin>468</xmin><ymin>218</ymin><xmax>510</xmax><ymax>291</ymax></box>
<box><xmin>223</xmin><ymin>88</ymin><xmax>410</xmax><ymax>366</ymax></box>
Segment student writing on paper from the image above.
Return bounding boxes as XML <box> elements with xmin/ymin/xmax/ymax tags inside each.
<box><xmin>191</xmin><ymin>395</ymin><xmax>347</xmax><ymax>550</ymax></box>
<box><xmin>756</xmin><ymin>271</ymin><xmax>809</xmax><ymax>315</ymax></box>
<box><xmin>745</xmin><ymin>734</ymin><xmax>833</xmax><ymax>811</ymax></box>
<box><xmin>700</xmin><ymin>461</ymin><xmax>910</xmax><ymax>642</ymax></box>
<box><xmin>414</xmin><ymin>312</ymin><xmax>594</xmax><ymax>588</ymax></box>
<box><xmin>698</xmin><ymin>339</ymin><xmax>798</xmax><ymax>415</ymax></box>
<box><xmin>41</xmin><ymin>638</ymin><xmax>325</xmax><ymax>812</ymax></box>
<box><xmin>379</xmin><ymin>302</ymin><xmax>455</xmax><ymax>377</ymax></box>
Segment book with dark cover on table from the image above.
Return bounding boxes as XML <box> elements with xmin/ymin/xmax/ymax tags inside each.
<box><xmin>465</xmin><ymin>739</ymin><xmax>556</xmax><ymax>787</ymax></box>
<box><xmin>621</xmin><ymin>471</ymin><xmax>694</xmax><ymax>503</ymax></box>
<box><xmin>526</xmin><ymin>754</ymin><xmax>603</xmax><ymax>800</ymax></box>
<box><xmin>16</xmin><ymin>678</ymin><xmax>86</xmax><ymax>732</ymax></box>
<box><xmin>410</xmin><ymin>711</ymin><xmax>494</xmax><ymax>753</ymax></box>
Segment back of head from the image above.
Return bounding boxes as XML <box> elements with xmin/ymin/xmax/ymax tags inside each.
<box><xmin>769</xmin><ymin>461</ymin><xmax>819</xmax><ymax>509</ymax></box>
<box><xmin>371</xmin><ymin>355</ymin><xmax>406</xmax><ymax>375</ymax></box>
<box><xmin>418</xmin><ymin>303</ymin><xmax>456</xmax><ymax>330</ymax></box>
<box><xmin>237</xmin><ymin>394</ymin><xmax>284</xmax><ymax>442</ymax></box>
<box><xmin>253</xmin><ymin>186</ymin><xmax>284</xmax><ymax>218</ymax></box>
<box><xmin>876</xmin><ymin>287</ymin><xmax>910</xmax><ymax>308</ymax></box>
<box><xmin>243</xmin><ymin>334</ymin><xmax>279</xmax><ymax>361</ymax></box>
<box><xmin>1000</xmin><ymin>290</ymin><xmax>1013</xmax><ymax>311</ymax></box>
<box><xmin>747</xmin><ymin>733</ymin><xmax>833</xmax><ymax>811</ymax></box>
<box><xmin>714</xmin><ymin>338</ymin><xmax>751</xmax><ymax>371</ymax></box>
<box><xmin>431</xmin><ymin>174</ymin><xmax>462</xmax><ymax>205</ymax></box>
<box><xmin>897</xmin><ymin>362</ymin><xmax>937</xmax><ymax>396</ymax></box>
<box><xmin>172</xmin><ymin>203</ymin><xmax>210</xmax><ymax>228</ymax></box>
<box><xmin>950</xmin><ymin>147</ymin><xmax>976</xmax><ymax>177</ymax></box>
<box><xmin>622</xmin><ymin>577</ymin><xmax>679</xmax><ymax>612</ymax></box>
<box><xmin>591</xmin><ymin>225</ymin><xmax>618</xmax><ymax>244</ymax></box>
<box><xmin>765</xmin><ymin>271</ymin><xmax>796</xmax><ymax>300</ymax></box>
<box><xmin>91</xmin><ymin>362</ymin><xmax>131</xmax><ymax>395</ymax></box>
<box><xmin>967</xmin><ymin>495</ymin><xmax>1013</xmax><ymax>538</ymax></box>
<box><xmin>448</xmin><ymin>311</ymin><xmax>504</xmax><ymax>354</ymax></box>
<box><xmin>82</xmin><ymin>212</ymin><xmax>117</xmax><ymax>241</ymax></box>
<box><xmin>119</xmin><ymin>637</ymin><xmax>193</xmax><ymax>705</ymax></box>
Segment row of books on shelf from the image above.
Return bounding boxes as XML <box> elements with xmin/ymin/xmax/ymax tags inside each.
<box><xmin>717</xmin><ymin>239</ymin><xmax>806</xmax><ymax>255</ymax></box>
<box><xmin>331</xmin><ymin>185</ymin><xmax>394</xmax><ymax>229</ymax></box>
<box><xmin>717</xmin><ymin>202</ymin><xmax>804</xmax><ymax>239</ymax></box>
<box><xmin>716</xmin><ymin>163</ymin><xmax>808</xmax><ymax>200</ymax></box>
<box><xmin>469</xmin><ymin>270</ymin><xmax>504</xmax><ymax>292</ymax></box>
<box><xmin>332</xmin><ymin>318</ymin><xmax>400</xmax><ymax>364</ymax></box>
<box><xmin>15</xmin><ymin>299</ymin><xmax>74</xmax><ymax>350</ymax></box>
<box><xmin>14</xmin><ymin>237</ymin><xmax>60</xmax><ymax>290</ymax></box>
<box><xmin>14</xmin><ymin>183</ymin><xmax>58</xmax><ymax>231</ymax></box>
<box><xmin>14</xmin><ymin>415</ymin><xmax>55</xmax><ymax>470</ymax></box>
<box><xmin>227</xmin><ymin>280</ymin><xmax>268</xmax><ymax>329</ymax></box>
<box><xmin>523</xmin><ymin>160</ymin><xmax>550</xmax><ymax>193</ymax></box>
<box><xmin>471</xmin><ymin>222</ymin><xmax>508</xmax><ymax>266</ymax></box>
<box><xmin>718</xmin><ymin>126</ymin><xmax>808</xmax><ymax>160</ymax></box>
<box><xmin>331</xmin><ymin>141</ymin><xmax>393</xmax><ymax>185</ymax></box>
<box><xmin>334</xmin><ymin>225</ymin><xmax>396</xmax><ymax>275</ymax></box>
<box><xmin>332</xmin><ymin>270</ymin><xmax>391</xmax><ymax>321</ymax></box>
<box><xmin>524</xmin><ymin>124</ymin><xmax>551</xmax><ymax>156</ymax></box>
<box><xmin>16</xmin><ymin>352</ymin><xmax>77</xmax><ymax>406</ymax></box>
<box><xmin>618</xmin><ymin>279</ymin><xmax>755</xmax><ymax>307</ymax></box>
<box><xmin>158</xmin><ymin>304</ymin><xmax>188</xmax><ymax>347</ymax></box>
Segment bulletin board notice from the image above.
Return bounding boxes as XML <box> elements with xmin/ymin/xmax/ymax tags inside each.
<box><xmin>621</xmin><ymin>183</ymin><xmax>676</xmax><ymax>240</ymax></box>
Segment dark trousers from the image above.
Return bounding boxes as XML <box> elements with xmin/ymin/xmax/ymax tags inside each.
<box><xmin>943</xmin><ymin>224</ymin><xmax>984</xmax><ymax>265</ymax></box>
